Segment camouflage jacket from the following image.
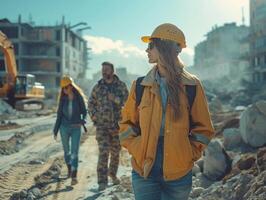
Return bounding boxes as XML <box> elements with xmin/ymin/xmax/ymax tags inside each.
<box><xmin>88</xmin><ymin>75</ymin><xmax>128</xmax><ymax>128</ymax></box>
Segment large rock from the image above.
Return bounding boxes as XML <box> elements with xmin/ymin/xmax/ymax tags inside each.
<box><xmin>192</xmin><ymin>164</ymin><xmax>201</xmax><ymax>176</ymax></box>
<box><xmin>203</xmin><ymin>139</ymin><xmax>232</xmax><ymax>181</ymax></box>
<box><xmin>223</xmin><ymin>128</ymin><xmax>243</xmax><ymax>150</ymax></box>
<box><xmin>240</xmin><ymin>100</ymin><xmax>266</xmax><ymax>147</ymax></box>
<box><xmin>195</xmin><ymin>158</ymin><xmax>204</xmax><ymax>172</ymax></box>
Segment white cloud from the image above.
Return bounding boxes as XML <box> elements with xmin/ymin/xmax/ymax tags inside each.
<box><xmin>180</xmin><ymin>47</ymin><xmax>194</xmax><ymax>66</ymax></box>
<box><xmin>83</xmin><ymin>35</ymin><xmax>146</xmax><ymax>58</ymax></box>
<box><xmin>182</xmin><ymin>47</ymin><xmax>194</xmax><ymax>56</ymax></box>
<box><xmin>83</xmin><ymin>34</ymin><xmax>195</xmax><ymax>76</ymax></box>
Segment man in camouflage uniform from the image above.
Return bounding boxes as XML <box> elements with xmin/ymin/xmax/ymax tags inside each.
<box><xmin>88</xmin><ymin>61</ymin><xmax>128</xmax><ymax>191</ymax></box>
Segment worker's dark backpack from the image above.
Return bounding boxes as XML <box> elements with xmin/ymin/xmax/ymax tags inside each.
<box><xmin>135</xmin><ymin>76</ymin><xmax>196</xmax><ymax>134</ymax></box>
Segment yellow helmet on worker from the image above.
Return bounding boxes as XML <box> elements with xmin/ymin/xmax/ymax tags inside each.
<box><xmin>141</xmin><ymin>23</ymin><xmax>186</xmax><ymax>48</ymax></box>
<box><xmin>60</xmin><ymin>75</ymin><xmax>74</xmax><ymax>88</ymax></box>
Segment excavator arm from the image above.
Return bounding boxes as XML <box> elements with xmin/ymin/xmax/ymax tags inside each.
<box><xmin>0</xmin><ymin>31</ymin><xmax>17</xmax><ymax>97</ymax></box>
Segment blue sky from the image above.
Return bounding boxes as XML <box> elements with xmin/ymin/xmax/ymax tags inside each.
<box><xmin>0</xmin><ymin>0</ymin><xmax>249</xmax><ymax>78</ymax></box>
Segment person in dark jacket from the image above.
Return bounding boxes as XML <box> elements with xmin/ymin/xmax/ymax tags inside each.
<box><xmin>53</xmin><ymin>75</ymin><xmax>87</xmax><ymax>185</ymax></box>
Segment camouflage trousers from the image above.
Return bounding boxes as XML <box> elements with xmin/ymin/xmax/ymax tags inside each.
<box><xmin>96</xmin><ymin>127</ymin><xmax>121</xmax><ymax>184</ymax></box>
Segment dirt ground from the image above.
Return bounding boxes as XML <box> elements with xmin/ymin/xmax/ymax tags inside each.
<box><xmin>0</xmin><ymin>113</ymin><xmax>133</xmax><ymax>200</ymax></box>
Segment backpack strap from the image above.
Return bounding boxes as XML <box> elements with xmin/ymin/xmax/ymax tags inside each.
<box><xmin>185</xmin><ymin>85</ymin><xmax>196</xmax><ymax>132</ymax></box>
<box><xmin>135</xmin><ymin>76</ymin><xmax>145</xmax><ymax>107</ymax></box>
<box><xmin>185</xmin><ymin>85</ymin><xmax>196</xmax><ymax>109</ymax></box>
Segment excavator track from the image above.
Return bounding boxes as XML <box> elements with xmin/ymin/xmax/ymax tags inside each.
<box><xmin>15</xmin><ymin>99</ymin><xmax>44</xmax><ymax>111</ymax></box>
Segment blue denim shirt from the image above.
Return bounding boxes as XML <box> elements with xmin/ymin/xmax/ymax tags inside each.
<box><xmin>155</xmin><ymin>71</ymin><xmax>168</xmax><ymax>136</ymax></box>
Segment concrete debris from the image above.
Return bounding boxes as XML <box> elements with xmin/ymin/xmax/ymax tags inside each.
<box><xmin>0</xmin><ymin>132</ymin><xmax>27</xmax><ymax>155</ymax></box>
<box><xmin>203</xmin><ymin>139</ymin><xmax>232</xmax><ymax>181</ymax></box>
<box><xmin>223</xmin><ymin>128</ymin><xmax>243</xmax><ymax>150</ymax></box>
<box><xmin>190</xmin><ymin>146</ymin><xmax>266</xmax><ymax>200</ymax></box>
<box><xmin>0</xmin><ymin>99</ymin><xmax>16</xmax><ymax>115</ymax></box>
<box><xmin>240</xmin><ymin>100</ymin><xmax>266</xmax><ymax>147</ymax></box>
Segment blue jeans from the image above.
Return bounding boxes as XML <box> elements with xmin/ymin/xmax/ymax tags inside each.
<box><xmin>131</xmin><ymin>137</ymin><xmax>192</xmax><ymax>200</ymax></box>
<box><xmin>60</xmin><ymin>125</ymin><xmax>81</xmax><ymax>170</ymax></box>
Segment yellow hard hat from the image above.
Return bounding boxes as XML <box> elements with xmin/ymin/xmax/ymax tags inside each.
<box><xmin>141</xmin><ymin>23</ymin><xmax>186</xmax><ymax>48</ymax></box>
<box><xmin>60</xmin><ymin>75</ymin><xmax>73</xmax><ymax>88</ymax></box>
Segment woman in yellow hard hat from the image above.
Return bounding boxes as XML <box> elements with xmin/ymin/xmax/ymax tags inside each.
<box><xmin>119</xmin><ymin>23</ymin><xmax>214</xmax><ymax>200</ymax></box>
<box><xmin>53</xmin><ymin>75</ymin><xmax>87</xmax><ymax>185</ymax></box>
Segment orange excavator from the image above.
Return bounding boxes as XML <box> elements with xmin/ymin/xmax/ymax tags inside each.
<box><xmin>0</xmin><ymin>31</ymin><xmax>45</xmax><ymax>110</ymax></box>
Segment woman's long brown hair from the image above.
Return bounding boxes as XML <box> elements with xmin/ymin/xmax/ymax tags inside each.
<box><xmin>152</xmin><ymin>38</ymin><xmax>184</xmax><ymax>120</ymax></box>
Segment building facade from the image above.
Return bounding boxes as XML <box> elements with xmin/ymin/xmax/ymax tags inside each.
<box><xmin>249</xmin><ymin>0</ymin><xmax>266</xmax><ymax>85</ymax></box>
<box><xmin>193</xmin><ymin>23</ymin><xmax>249</xmax><ymax>82</ymax></box>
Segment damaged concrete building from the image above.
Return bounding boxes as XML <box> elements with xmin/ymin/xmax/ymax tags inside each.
<box><xmin>192</xmin><ymin>23</ymin><xmax>249</xmax><ymax>84</ymax></box>
<box><xmin>0</xmin><ymin>17</ymin><xmax>88</xmax><ymax>94</ymax></box>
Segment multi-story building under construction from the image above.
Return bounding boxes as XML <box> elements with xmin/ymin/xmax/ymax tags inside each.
<box><xmin>0</xmin><ymin>16</ymin><xmax>88</xmax><ymax>93</ymax></box>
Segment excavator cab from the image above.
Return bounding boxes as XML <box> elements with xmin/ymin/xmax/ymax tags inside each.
<box><xmin>13</xmin><ymin>74</ymin><xmax>45</xmax><ymax>110</ymax></box>
<box><xmin>15</xmin><ymin>75</ymin><xmax>27</xmax><ymax>95</ymax></box>
<box><xmin>15</xmin><ymin>74</ymin><xmax>44</xmax><ymax>97</ymax></box>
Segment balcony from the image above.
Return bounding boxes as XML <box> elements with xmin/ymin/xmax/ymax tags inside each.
<box><xmin>20</xmin><ymin>55</ymin><xmax>60</xmax><ymax>60</ymax></box>
<box><xmin>253</xmin><ymin>64</ymin><xmax>266</xmax><ymax>71</ymax></box>
<box><xmin>20</xmin><ymin>38</ymin><xmax>59</xmax><ymax>45</ymax></box>
<box><xmin>239</xmin><ymin>52</ymin><xmax>250</xmax><ymax>60</ymax></box>
<box><xmin>19</xmin><ymin>29</ymin><xmax>60</xmax><ymax>44</ymax></box>
<box><xmin>252</xmin><ymin>45</ymin><xmax>266</xmax><ymax>54</ymax></box>
<box><xmin>22</xmin><ymin>71</ymin><xmax>61</xmax><ymax>76</ymax></box>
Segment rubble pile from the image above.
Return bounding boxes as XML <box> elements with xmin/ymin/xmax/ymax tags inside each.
<box><xmin>0</xmin><ymin>99</ymin><xmax>16</xmax><ymax>115</ymax></box>
<box><xmin>88</xmin><ymin>175</ymin><xmax>134</xmax><ymax>200</ymax></box>
<box><xmin>190</xmin><ymin>147</ymin><xmax>266</xmax><ymax>200</ymax></box>
<box><xmin>189</xmin><ymin>100</ymin><xmax>266</xmax><ymax>200</ymax></box>
<box><xmin>0</xmin><ymin>131</ymin><xmax>31</xmax><ymax>155</ymax></box>
<box><xmin>9</xmin><ymin>158</ymin><xmax>63</xmax><ymax>200</ymax></box>
<box><xmin>0</xmin><ymin>120</ymin><xmax>21</xmax><ymax>130</ymax></box>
